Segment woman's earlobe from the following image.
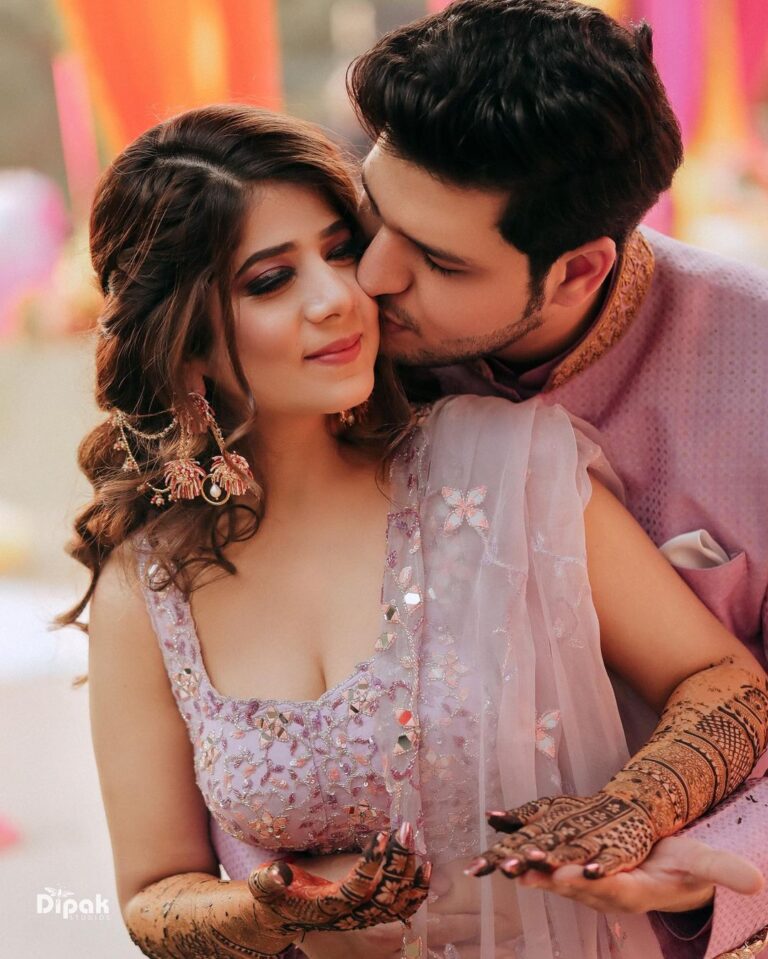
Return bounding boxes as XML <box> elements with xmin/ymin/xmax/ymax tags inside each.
<box><xmin>184</xmin><ymin>359</ymin><xmax>208</xmax><ymax>397</ymax></box>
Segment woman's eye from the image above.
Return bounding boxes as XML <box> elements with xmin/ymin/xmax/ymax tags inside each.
<box><xmin>328</xmin><ymin>238</ymin><xmax>365</xmax><ymax>261</ymax></box>
<box><xmin>245</xmin><ymin>269</ymin><xmax>293</xmax><ymax>296</ymax></box>
<box><xmin>423</xmin><ymin>253</ymin><xmax>459</xmax><ymax>277</ymax></box>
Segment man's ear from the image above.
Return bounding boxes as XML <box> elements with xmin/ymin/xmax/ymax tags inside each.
<box><xmin>549</xmin><ymin>237</ymin><xmax>617</xmax><ymax>308</ymax></box>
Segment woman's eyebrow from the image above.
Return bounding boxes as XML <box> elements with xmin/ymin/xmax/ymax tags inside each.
<box><xmin>235</xmin><ymin>219</ymin><xmax>349</xmax><ymax>277</ymax></box>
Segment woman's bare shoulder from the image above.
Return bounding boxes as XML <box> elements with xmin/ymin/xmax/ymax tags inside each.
<box><xmin>89</xmin><ymin>537</ymin><xmax>149</xmax><ymax>634</ymax></box>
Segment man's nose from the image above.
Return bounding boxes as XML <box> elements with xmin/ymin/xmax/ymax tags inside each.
<box><xmin>357</xmin><ymin>228</ymin><xmax>410</xmax><ymax>298</ymax></box>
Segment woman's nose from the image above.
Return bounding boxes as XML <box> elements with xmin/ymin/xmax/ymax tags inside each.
<box><xmin>356</xmin><ymin>227</ymin><xmax>410</xmax><ymax>297</ymax></box>
<box><xmin>302</xmin><ymin>262</ymin><xmax>356</xmax><ymax>324</ymax></box>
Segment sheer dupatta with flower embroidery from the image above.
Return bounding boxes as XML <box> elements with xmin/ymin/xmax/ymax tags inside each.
<box><xmin>368</xmin><ymin>394</ymin><xmax>664</xmax><ymax>959</ymax></box>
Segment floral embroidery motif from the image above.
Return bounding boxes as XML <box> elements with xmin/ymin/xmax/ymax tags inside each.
<box><xmin>441</xmin><ymin>486</ymin><xmax>489</xmax><ymax>533</ymax></box>
<box><xmin>250</xmin><ymin>706</ymin><xmax>293</xmax><ymax>745</ymax></box>
<box><xmin>346</xmin><ymin>678</ymin><xmax>377</xmax><ymax>716</ymax></box>
<box><xmin>173</xmin><ymin>666</ymin><xmax>201</xmax><ymax>700</ymax></box>
<box><xmin>345</xmin><ymin>798</ymin><xmax>380</xmax><ymax>829</ymax></box>
<box><xmin>197</xmin><ymin>733</ymin><xmax>222</xmax><ymax>772</ymax></box>
<box><xmin>426</xmin><ymin>651</ymin><xmax>469</xmax><ymax>688</ymax></box>
<box><xmin>248</xmin><ymin>808</ymin><xmax>289</xmax><ymax>844</ymax></box>
<box><xmin>536</xmin><ymin>710</ymin><xmax>561</xmax><ymax>759</ymax></box>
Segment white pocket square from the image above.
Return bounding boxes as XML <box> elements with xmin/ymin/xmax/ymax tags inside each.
<box><xmin>659</xmin><ymin>529</ymin><xmax>730</xmax><ymax>570</ymax></box>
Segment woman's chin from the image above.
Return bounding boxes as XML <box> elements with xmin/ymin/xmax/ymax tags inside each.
<box><xmin>337</xmin><ymin>377</ymin><xmax>375</xmax><ymax>412</ymax></box>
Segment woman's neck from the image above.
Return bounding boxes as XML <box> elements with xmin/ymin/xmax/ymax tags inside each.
<box><xmin>249</xmin><ymin>413</ymin><xmax>375</xmax><ymax>511</ymax></box>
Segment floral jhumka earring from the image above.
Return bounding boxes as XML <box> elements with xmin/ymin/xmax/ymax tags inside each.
<box><xmin>112</xmin><ymin>392</ymin><xmax>254</xmax><ymax>508</ymax></box>
<box><xmin>337</xmin><ymin>399</ymin><xmax>369</xmax><ymax>429</ymax></box>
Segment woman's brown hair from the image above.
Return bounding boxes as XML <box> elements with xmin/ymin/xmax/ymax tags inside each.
<box><xmin>55</xmin><ymin>104</ymin><xmax>411</xmax><ymax>677</ymax></box>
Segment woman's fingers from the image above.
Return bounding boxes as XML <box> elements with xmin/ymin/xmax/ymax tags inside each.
<box><xmin>389</xmin><ymin>860</ymin><xmax>432</xmax><ymax>923</ymax></box>
<box><xmin>486</xmin><ymin>798</ymin><xmax>554</xmax><ymax>833</ymax></box>
<box><xmin>249</xmin><ymin>826</ymin><xmax>429</xmax><ymax>933</ymax></box>
<box><xmin>343</xmin><ymin>823</ymin><xmax>423</xmax><ymax>927</ymax></box>
<box><xmin>248</xmin><ymin>860</ymin><xmax>294</xmax><ymax>901</ymax></box>
<box><xmin>322</xmin><ymin>824</ymin><xmax>431</xmax><ymax>930</ymax></box>
<box><xmin>335</xmin><ymin>831</ymin><xmax>390</xmax><ymax>907</ymax></box>
<box><xmin>473</xmin><ymin>793</ymin><xmax>656</xmax><ymax>880</ymax></box>
<box><xmin>580</xmin><ymin>848</ymin><xmax>634</xmax><ymax>880</ymax></box>
<box><xmin>500</xmin><ymin>842</ymin><xmax>594</xmax><ymax>878</ymax></box>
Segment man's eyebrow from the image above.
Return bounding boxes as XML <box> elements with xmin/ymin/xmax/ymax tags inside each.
<box><xmin>235</xmin><ymin>219</ymin><xmax>348</xmax><ymax>277</ymax></box>
<box><xmin>360</xmin><ymin>170</ymin><xmax>473</xmax><ymax>268</ymax></box>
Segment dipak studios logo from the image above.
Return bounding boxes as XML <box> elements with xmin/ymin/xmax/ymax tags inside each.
<box><xmin>36</xmin><ymin>886</ymin><xmax>110</xmax><ymax>920</ymax></box>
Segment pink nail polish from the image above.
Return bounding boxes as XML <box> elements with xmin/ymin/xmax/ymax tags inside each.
<box><xmin>463</xmin><ymin>857</ymin><xmax>489</xmax><ymax>876</ymax></box>
<box><xmin>422</xmin><ymin>862</ymin><xmax>433</xmax><ymax>882</ymax></box>
<box><xmin>501</xmin><ymin>857</ymin><xmax>521</xmax><ymax>874</ymax></box>
<box><xmin>486</xmin><ymin>810</ymin><xmax>507</xmax><ymax>818</ymax></box>
<box><xmin>398</xmin><ymin>821</ymin><xmax>413</xmax><ymax>846</ymax></box>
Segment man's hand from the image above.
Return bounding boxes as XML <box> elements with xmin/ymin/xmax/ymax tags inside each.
<box><xmin>514</xmin><ymin>835</ymin><xmax>764</xmax><ymax>915</ymax></box>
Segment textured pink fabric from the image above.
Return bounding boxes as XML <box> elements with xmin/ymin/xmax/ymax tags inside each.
<box><xmin>431</xmin><ymin>228</ymin><xmax>768</xmax><ymax>957</ymax></box>
<box><xmin>685</xmin><ymin>776</ymin><xmax>768</xmax><ymax>959</ymax></box>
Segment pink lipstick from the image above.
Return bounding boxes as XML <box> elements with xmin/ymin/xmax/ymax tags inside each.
<box><xmin>305</xmin><ymin>333</ymin><xmax>362</xmax><ymax>364</ymax></box>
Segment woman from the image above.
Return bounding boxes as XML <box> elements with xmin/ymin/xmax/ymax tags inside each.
<box><xmin>60</xmin><ymin>104</ymin><xmax>768</xmax><ymax>959</ymax></box>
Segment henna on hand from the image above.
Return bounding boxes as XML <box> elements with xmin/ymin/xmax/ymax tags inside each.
<box><xmin>125</xmin><ymin>870</ymin><xmax>294</xmax><ymax>959</ymax></box>
<box><xmin>249</xmin><ymin>822</ymin><xmax>430</xmax><ymax>933</ymax></box>
<box><xmin>470</xmin><ymin>793</ymin><xmax>657</xmax><ymax>879</ymax></box>
<box><xmin>125</xmin><ymin>825</ymin><xmax>430</xmax><ymax>959</ymax></box>
<box><xmin>470</xmin><ymin>661</ymin><xmax>768</xmax><ymax>882</ymax></box>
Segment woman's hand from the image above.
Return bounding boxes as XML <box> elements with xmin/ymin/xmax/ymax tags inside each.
<box><xmin>248</xmin><ymin>824</ymin><xmax>430</xmax><ymax>947</ymax></box>
<box><xmin>467</xmin><ymin>793</ymin><xmax>657</xmax><ymax>880</ymax></box>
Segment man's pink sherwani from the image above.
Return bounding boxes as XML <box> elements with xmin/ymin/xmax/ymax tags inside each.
<box><xmin>428</xmin><ymin>227</ymin><xmax>768</xmax><ymax>959</ymax></box>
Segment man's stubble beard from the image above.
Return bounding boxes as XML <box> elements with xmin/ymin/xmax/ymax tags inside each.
<box><xmin>380</xmin><ymin>283</ymin><xmax>546</xmax><ymax>368</ymax></box>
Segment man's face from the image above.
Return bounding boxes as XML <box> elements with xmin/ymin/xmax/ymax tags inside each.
<box><xmin>357</xmin><ymin>143</ymin><xmax>547</xmax><ymax>367</ymax></box>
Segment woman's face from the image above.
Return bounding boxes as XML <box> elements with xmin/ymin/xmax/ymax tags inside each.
<box><xmin>208</xmin><ymin>182</ymin><xmax>379</xmax><ymax>419</ymax></box>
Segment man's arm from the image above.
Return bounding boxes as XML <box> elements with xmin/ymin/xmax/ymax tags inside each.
<box><xmin>666</xmin><ymin>776</ymin><xmax>768</xmax><ymax>959</ymax></box>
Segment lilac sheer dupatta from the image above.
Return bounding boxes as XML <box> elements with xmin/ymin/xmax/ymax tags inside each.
<box><xmin>369</xmin><ymin>396</ymin><xmax>663</xmax><ymax>958</ymax></box>
<box><xmin>213</xmin><ymin>396</ymin><xmax>664</xmax><ymax>958</ymax></box>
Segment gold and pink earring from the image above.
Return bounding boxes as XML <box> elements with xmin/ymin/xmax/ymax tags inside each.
<box><xmin>337</xmin><ymin>399</ymin><xmax>369</xmax><ymax>429</ymax></box>
<box><xmin>112</xmin><ymin>392</ymin><xmax>254</xmax><ymax>508</ymax></box>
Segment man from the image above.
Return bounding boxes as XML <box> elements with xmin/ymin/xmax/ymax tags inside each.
<box><xmin>347</xmin><ymin>1</ymin><xmax>768</xmax><ymax>956</ymax></box>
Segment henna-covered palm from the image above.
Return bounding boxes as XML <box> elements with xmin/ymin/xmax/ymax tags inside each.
<box><xmin>467</xmin><ymin>666</ymin><xmax>768</xmax><ymax>886</ymax></box>
<box><xmin>248</xmin><ymin>824</ymin><xmax>431</xmax><ymax>937</ymax></box>
<box><xmin>470</xmin><ymin>793</ymin><xmax>657</xmax><ymax>880</ymax></box>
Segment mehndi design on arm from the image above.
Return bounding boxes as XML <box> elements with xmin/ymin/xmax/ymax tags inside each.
<box><xmin>471</xmin><ymin>661</ymin><xmax>768</xmax><ymax>880</ymax></box>
<box><xmin>126</xmin><ymin>825</ymin><xmax>430</xmax><ymax>958</ymax></box>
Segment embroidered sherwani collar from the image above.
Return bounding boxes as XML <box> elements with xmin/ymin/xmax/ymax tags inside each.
<box><xmin>545</xmin><ymin>229</ymin><xmax>655</xmax><ymax>390</ymax></box>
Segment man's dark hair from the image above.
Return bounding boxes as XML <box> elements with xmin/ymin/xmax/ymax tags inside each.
<box><xmin>348</xmin><ymin>0</ymin><xmax>683</xmax><ymax>288</ymax></box>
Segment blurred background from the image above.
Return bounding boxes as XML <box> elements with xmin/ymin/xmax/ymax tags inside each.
<box><xmin>1</xmin><ymin>0</ymin><xmax>767</xmax><ymax>955</ymax></box>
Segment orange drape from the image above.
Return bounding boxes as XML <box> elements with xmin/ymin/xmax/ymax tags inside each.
<box><xmin>55</xmin><ymin>0</ymin><xmax>281</xmax><ymax>156</ymax></box>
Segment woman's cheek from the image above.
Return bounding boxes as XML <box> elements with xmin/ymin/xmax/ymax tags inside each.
<box><xmin>360</xmin><ymin>298</ymin><xmax>381</xmax><ymax>349</ymax></box>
